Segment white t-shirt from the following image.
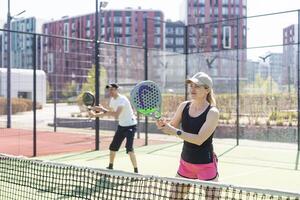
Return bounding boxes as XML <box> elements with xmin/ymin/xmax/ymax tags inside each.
<box><xmin>109</xmin><ymin>94</ymin><xmax>137</xmax><ymax>127</ymax></box>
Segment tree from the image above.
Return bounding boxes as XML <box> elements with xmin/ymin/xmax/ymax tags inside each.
<box><xmin>81</xmin><ymin>65</ymin><xmax>108</xmax><ymax>96</ymax></box>
<box><xmin>62</xmin><ymin>82</ymin><xmax>77</xmax><ymax>98</ymax></box>
<box><xmin>243</xmin><ymin>74</ymin><xmax>279</xmax><ymax>94</ymax></box>
<box><xmin>46</xmin><ymin>80</ymin><xmax>52</xmax><ymax>99</ymax></box>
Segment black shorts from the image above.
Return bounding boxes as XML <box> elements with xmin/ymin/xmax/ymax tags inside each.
<box><xmin>109</xmin><ymin>125</ymin><xmax>137</xmax><ymax>153</ymax></box>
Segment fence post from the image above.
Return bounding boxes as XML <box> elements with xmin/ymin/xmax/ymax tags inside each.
<box><xmin>297</xmin><ymin>10</ymin><xmax>300</xmax><ymax>151</ymax></box>
<box><xmin>236</xmin><ymin>17</ymin><xmax>240</xmax><ymax>146</ymax></box>
<box><xmin>6</xmin><ymin>1</ymin><xmax>12</xmax><ymax>128</ymax></box>
<box><xmin>144</xmin><ymin>18</ymin><xmax>148</xmax><ymax>146</ymax></box>
<box><xmin>33</xmin><ymin>34</ymin><xmax>37</xmax><ymax>157</ymax></box>
<box><xmin>53</xmin><ymin>47</ymin><xmax>57</xmax><ymax>132</ymax></box>
<box><xmin>114</xmin><ymin>45</ymin><xmax>118</xmax><ymax>83</ymax></box>
<box><xmin>95</xmin><ymin>0</ymin><xmax>100</xmax><ymax>150</ymax></box>
<box><xmin>184</xmin><ymin>25</ymin><xmax>189</xmax><ymax>100</ymax></box>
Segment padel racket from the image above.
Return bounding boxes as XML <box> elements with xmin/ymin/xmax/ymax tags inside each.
<box><xmin>82</xmin><ymin>91</ymin><xmax>95</xmax><ymax>110</ymax></box>
<box><xmin>130</xmin><ymin>80</ymin><xmax>162</xmax><ymax>119</ymax></box>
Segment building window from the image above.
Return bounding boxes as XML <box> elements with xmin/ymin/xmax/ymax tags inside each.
<box><xmin>87</xmin><ymin>19</ymin><xmax>90</xmax><ymax>28</ymax></box>
<box><xmin>114</xmin><ymin>17</ymin><xmax>122</xmax><ymax>24</ymax></box>
<box><xmin>213</xmin><ymin>27</ymin><xmax>218</xmax><ymax>35</ymax></box>
<box><xmin>214</xmin><ymin>8</ymin><xmax>219</xmax><ymax>15</ymax></box>
<box><xmin>166</xmin><ymin>38</ymin><xmax>173</xmax><ymax>45</ymax></box>
<box><xmin>176</xmin><ymin>27</ymin><xmax>184</xmax><ymax>35</ymax></box>
<box><xmin>155</xmin><ymin>27</ymin><xmax>161</xmax><ymax>35</ymax></box>
<box><xmin>47</xmin><ymin>53</ymin><xmax>54</xmax><ymax>73</ymax></box>
<box><xmin>126</xmin><ymin>37</ymin><xmax>131</xmax><ymax>45</ymax></box>
<box><xmin>189</xmin><ymin>27</ymin><xmax>195</xmax><ymax>35</ymax></box>
<box><xmin>114</xmin><ymin>27</ymin><xmax>122</xmax><ymax>34</ymax></box>
<box><xmin>86</xmin><ymin>29</ymin><xmax>90</xmax><ymax>37</ymax></box>
<box><xmin>155</xmin><ymin>16</ymin><xmax>161</xmax><ymax>25</ymax></box>
<box><xmin>212</xmin><ymin>37</ymin><xmax>218</xmax><ymax>45</ymax></box>
<box><xmin>222</xmin><ymin>7</ymin><xmax>228</xmax><ymax>15</ymax></box>
<box><xmin>194</xmin><ymin>9</ymin><xmax>198</xmax><ymax>16</ymax></box>
<box><xmin>126</xmin><ymin>16</ymin><xmax>131</xmax><ymax>24</ymax></box>
<box><xmin>155</xmin><ymin>37</ymin><xmax>161</xmax><ymax>45</ymax></box>
<box><xmin>63</xmin><ymin>23</ymin><xmax>69</xmax><ymax>52</ymax></box>
<box><xmin>189</xmin><ymin>37</ymin><xmax>196</xmax><ymax>45</ymax></box>
<box><xmin>223</xmin><ymin>26</ymin><xmax>231</xmax><ymax>49</ymax></box>
<box><xmin>126</xmin><ymin>27</ymin><xmax>131</xmax><ymax>34</ymax></box>
<box><xmin>166</xmin><ymin>27</ymin><xmax>173</xmax><ymax>34</ymax></box>
<box><xmin>101</xmin><ymin>27</ymin><xmax>105</xmax><ymax>36</ymax></box>
<box><xmin>175</xmin><ymin>38</ymin><xmax>184</xmax><ymax>45</ymax></box>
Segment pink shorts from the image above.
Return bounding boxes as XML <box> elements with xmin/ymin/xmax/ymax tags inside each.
<box><xmin>177</xmin><ymin>154</ymin><xmax>218</xmax><ymax>181</ymax></box>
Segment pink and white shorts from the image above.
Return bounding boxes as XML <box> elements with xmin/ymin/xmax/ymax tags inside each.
<box><xmin>177</xmin><ymin>154</ymin><xmax>218</xmax><ymax>181</ymax></box>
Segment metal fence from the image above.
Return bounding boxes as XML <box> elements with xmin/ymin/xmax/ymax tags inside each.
<box><xmin>0</xmin><ymin>9</ymin><xmax>299</xmax><ymax>156</ymax></box>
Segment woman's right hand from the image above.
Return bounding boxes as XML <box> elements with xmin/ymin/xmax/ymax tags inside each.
<box><xmin>156</xmin><ymin>118</ymin><xmax>167</xmax><ymax>129</ymax></box>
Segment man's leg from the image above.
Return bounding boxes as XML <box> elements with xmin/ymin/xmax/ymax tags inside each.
<box><xmin>107</xmin><ymin>127</ymin><xmax>125</xmax><ymax>169</ymax></box>
<box><xmin>125</xmin><ymin>126</ymin><xmax>138</xmax><ymax>173</ymax></box>
<box><xmin>128</xmin><ymin>151</ymin><xmax>138</xmax><ymax>173</ymax></box>
<box><xmin>107</xmin><ymin>150</ymin><xmax>116</xmax><ymax>169</ymax></box>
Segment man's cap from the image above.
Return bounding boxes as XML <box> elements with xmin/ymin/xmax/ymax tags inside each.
<box><xmin>186</xmin><ymin>72</ymin><xmax>213</xmax><ymax>88</ymax></box>
<box><xmin>105</xmin><ymin>83</ymin><xmax>119</xmax><ymax>89</ymax></box>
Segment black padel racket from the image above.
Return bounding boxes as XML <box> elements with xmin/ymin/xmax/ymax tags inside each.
<box><xmin>82</xmin><ymin>91</ymin><xmax>95</xmax><ymax>110</ymax></box>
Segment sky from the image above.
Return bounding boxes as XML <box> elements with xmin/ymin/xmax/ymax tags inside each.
<box><xmin>1</xmin><ymin>0</ymin><xmax>299</xmax><ymax>24</ymax></box>
<box><xmin>1</xmin><ymin>0</ymin><xmax>300</xmax><ymax>60</ymax></box>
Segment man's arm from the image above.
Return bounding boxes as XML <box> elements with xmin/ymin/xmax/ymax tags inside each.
<box><xmin>102</xmin><ymin>106</ymin><xmax>123</xmax><ymax>118</ymax></box>
<box><xmin>90</xmin><ymin>106</ymin><xmax>123</xmax><ymax>118</ymax></box>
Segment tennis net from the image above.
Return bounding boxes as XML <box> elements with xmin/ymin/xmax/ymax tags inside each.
<box><xmin>0</xmin><ymin>154</ymin><xmax>299</xmax><ymax>200</ymax></box>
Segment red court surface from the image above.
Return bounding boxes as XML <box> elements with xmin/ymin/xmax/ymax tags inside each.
<box><xmin>0</xmin><ymin>128</ymin><xmax>169</xmax><ymax>157</ymax></box>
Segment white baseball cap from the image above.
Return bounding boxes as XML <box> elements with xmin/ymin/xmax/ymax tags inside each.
<box><xmin>186</xmin><ymin>72</ymin><xmax>213</xmax><ymax>89</ymax></box>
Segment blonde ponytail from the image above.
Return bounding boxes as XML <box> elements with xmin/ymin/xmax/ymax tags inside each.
<box><xmin>207</xmin><ymin>89</ymin><xmax>216</xmax><ymax>106</ymax></box>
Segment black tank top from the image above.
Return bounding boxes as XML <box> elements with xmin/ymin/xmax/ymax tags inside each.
<box><xmin>181</xmin><ymin>102</ymin><xmax>214</xmax><ymax>164</ymax></box>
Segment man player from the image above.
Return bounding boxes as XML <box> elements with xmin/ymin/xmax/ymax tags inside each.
<box><xmin>89</xmin><ymin>83</ymin><xmax>139</xmax><ymax>173</ymax></box>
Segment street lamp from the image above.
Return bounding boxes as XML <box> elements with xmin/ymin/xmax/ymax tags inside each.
<box><xmin>95</xmin><ymin>0</ymin><xmax>108</xmax><ymax>150</ymax></box>
<box><xmin>6</xmin><ymin>0</ymin><xmax>25</xmax><ymax>128</ymax></box>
